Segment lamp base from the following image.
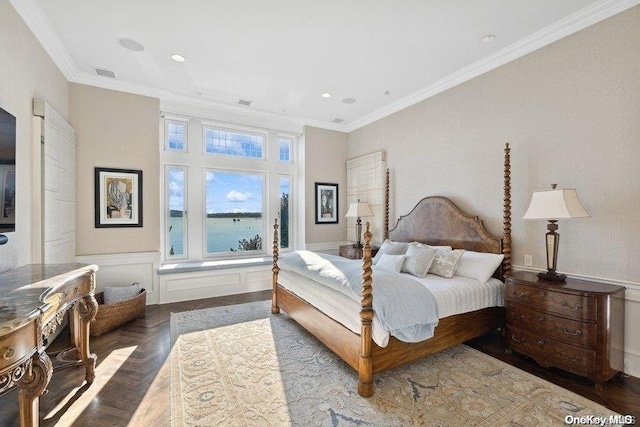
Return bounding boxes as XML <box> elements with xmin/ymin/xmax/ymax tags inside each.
<box><xmin>537</xmin><ymin>270</ymin><xmax>566</xmax><ymax>282</ymax></box>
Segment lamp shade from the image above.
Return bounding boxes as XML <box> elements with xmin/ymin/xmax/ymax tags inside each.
<box><xmin>345</xmin><ymin>201</ymin><xmax>373</xmax><ymax>218</ymax></box>
<box><xmin>523</xmin><ymin>188</ymin><xmax>590</xmax><ymax>220</ymax></box>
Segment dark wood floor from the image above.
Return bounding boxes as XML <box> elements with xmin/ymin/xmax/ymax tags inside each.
<box><xmin>0</xmin><ymin>291</ymin><xmax>637</xmax><ymax>426</ymax></box>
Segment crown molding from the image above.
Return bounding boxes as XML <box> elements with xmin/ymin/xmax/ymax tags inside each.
<box><xmin>8</xmin><ymin>0</ymin><xmax>78</xmax><ymax>80</ymax></box>
<box><xmin>12</xmin><ymin>0</ymin><xmax>639</xmax><ymax>134</ymax></box>
<box><xmin>344</xmin><ymin>0</ymin><xmax>640</xmax><ymax>133</ymax></box>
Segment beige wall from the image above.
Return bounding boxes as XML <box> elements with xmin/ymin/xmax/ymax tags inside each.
<box><xmin>349</xmin><ymin>6</ymin><xmax>640</xmax><ymax>284</ymax></box>
<box><xmin>304</xmin><ymin>126</ymin><xmax>348</xmax><ymax>244</ymax></box>
<box><xmin>70</xmin><ymin>84</ymin><xmax>160</xmax><ymax>255</ymax></box>
<box><xmin>0</xmin><ymin>1</ymin><xmax>69</xmax><ymax>272</ymax></box>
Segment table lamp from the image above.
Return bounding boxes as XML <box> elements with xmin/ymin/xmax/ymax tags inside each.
<box><xmin>522</xmin><ymin>184</ymin><xmax>590</xmax><ymax>281</ymax></box>
<box><xmin>345</xmin><ymin>200</ymin><xmax>373</xmax><ymax>248</ymax></box>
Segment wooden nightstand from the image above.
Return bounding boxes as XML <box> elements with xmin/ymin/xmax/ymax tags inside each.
<box><xmin>338</xmin><ymin>244</ymin><xmax>379</xmax><ymax>260</ymax></box>
<box><xmin>505</xmin><ymin>271</ymin><xmax>625</xmax><ymax>389</ymax></box>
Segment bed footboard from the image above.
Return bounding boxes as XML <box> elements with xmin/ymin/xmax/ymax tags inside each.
<box><xmin>358</xmin><ymin>223</ymin><xmax>374</xmax><ymax>397</ymax></box>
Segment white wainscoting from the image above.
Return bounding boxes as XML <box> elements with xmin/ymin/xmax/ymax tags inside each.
<box><xmin>76</xmin><ymin>252</ymin><xmax>160</xmax><ymax>304</ymax></box>
<box><xmin>158</xmin><ymin>264</ymin><xmax>271</xmax><ymax>304</ymax></box>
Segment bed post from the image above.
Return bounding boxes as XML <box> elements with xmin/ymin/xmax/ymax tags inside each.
<box><xmin>271</xmin><ymin>218</ymin><xmax>280</xmax><ymax>314</ymax></box>
<box><xmin>503</xmin><ymin>143</ymin><xmax>512</xmax><ymax>278</ymax></box>
<box><xmin>358</xmin><ymin>222</ymin><xmax>374</xmax><ymax>397</ymax></box>
<box><xmin>384</xmin><ymin>168</ymin><xmax>390</xmax><ymax>240</ymax></box>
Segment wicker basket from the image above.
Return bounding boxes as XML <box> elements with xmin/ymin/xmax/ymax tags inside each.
<box><xmin>90</xmin><ymin>289</ymin><xmax>146</xmax><ymax>336</ymax></box>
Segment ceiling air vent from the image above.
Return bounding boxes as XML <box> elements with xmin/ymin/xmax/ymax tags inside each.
<box><xmin>331</xmin><ymin>118</ymin><xmax>344</xmax><ymax>124</ymax></box>
<box><xmin>94</xmin><ymin>68</ymin><xmax>117</xmax><ymax>79</ymax></box>
<box><xmin>237</xmin><ymin>99</ymin><xmax>253</xmax><ymax>107</ymax></box>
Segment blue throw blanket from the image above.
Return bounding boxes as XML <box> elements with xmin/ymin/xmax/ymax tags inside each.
<box><xmin>278</xmin><ymin>251</ymin><xmax>439</xmax><ymax>342</ymax></box>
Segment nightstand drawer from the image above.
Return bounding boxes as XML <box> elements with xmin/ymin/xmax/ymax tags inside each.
<box><xmin>506</xmin><ymin>326</ymin><xmax>594</xmax><ymax>373</ymax></box>
<box><xmin>506</xmin><ymin>282</ymin><xmax>596</xmax><ymax>322</ymax></box>
<box><xmin>506</xmin><ymin>304</ymin><xmax>596</xmax><ymax>348</ymax></box>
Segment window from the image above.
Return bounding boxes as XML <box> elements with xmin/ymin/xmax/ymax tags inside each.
<box><xmin>166</xmin><ymin>166</ymin><xmax>187</xmax><ymax>258</ymax></box>
<box><xmin>204</xmin><ymin>170</ymin><xmax>265</xmax><ymax>255</ymax></box>
<box><xmin>165</xmin><ymin>120</ymin><xmax>187</xmax><ymax>151</ymax></box>
<box><xmin>161</xmin><ymin>115</ymin><xmax>298</xmax><ymax>263</ymax></box>
<box><xmin>279</xmin><ymin>137</ymin><xmax>292</xmax><ymax>162</ymax></box>
<box><xmin>204</xmin><ymin>127</ymin><xmax>264</xmax><ymax>159</ymax></box>
<box><xmin>279</xmin><ymin>176</ymin><xmax>291</xmax><ymax>249</ymax></box>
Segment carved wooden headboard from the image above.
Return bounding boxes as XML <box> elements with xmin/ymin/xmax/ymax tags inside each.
<box><xmin>388</xmin><ymin>196</ymin><xmax>502</xmax><ymax>255</ymax></box>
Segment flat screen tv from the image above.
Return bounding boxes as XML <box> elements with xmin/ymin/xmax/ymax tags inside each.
<box><xmin>0</xmin><ymin>107</ymin><xmax>16</xmax><ymax>238</ymax></box>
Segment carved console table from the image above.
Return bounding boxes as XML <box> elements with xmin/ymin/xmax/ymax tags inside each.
<box><xmin>0</xmin><ymin>263</ymin><xmax>99</xmax><ymax>427</ymax></box>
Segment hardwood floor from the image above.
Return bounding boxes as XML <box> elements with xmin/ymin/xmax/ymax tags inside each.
<box><xmin>0</xmin><ymin>291</ymin><xmax>637</xmax><ymax>426</ymax></box>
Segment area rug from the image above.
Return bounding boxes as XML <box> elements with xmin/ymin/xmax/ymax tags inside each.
<box><xmin>170</xmin><ymin>301</ymin><xmax>618</xmax><ymax>426</ymax></box>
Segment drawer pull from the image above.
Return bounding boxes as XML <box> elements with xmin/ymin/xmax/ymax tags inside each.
<box><xmin>3</xmin><ymin>346</ymin><xmax>15</xmax><ymax>360</ymax></box>
<box><xmin>538</xmin><ymin>315</ymin><xmax>545</xmax><ymax>322</ymax></box>
<box><xmin>539</xmin><ymin>291</ymin><xmax>545</xmax><ymax>297</ymax></box>
<box><xmin>561</xmin><ymin>352</ymin><xmax>580</xmax><ymax>362</ymax></box>
<box><xmin>510</xmin><ymin>334</ymin><xmax>524</xmax><ymax>343</ymax></box>
<box><xmin>510</xmin><ymin>312</ymin><xmax>524</xmax><ymax>320</ymax></box>
<box><xmin>562</xmin><ymin>326</ymin><xmax>582</xmax><ymax>336</ymax></box>
<box><xmin>562</xmin><ymin>301</ymin><xmax>582</xmax><ymax>310</ymax></box>
<box><xmin>538</xmin><ymin>339</ymin><xmax>545</xmax><ymax>346</ymax></box>
<box><xmin>511</xmin><ymin>291</ymin><xmax>525</xmax><ymax>298</ymax></box>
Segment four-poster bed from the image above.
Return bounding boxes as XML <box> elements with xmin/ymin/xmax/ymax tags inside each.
<box><xmin>271</xmin><ymin>143</ymin><xmax>513</xmax><ymax>397</ymax></box>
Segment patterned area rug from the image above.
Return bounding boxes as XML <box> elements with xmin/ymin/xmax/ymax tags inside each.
<box><xmin>170</xmin><ymin>301</ymin><xmax>617</xmax><ymax>426</ymax></box>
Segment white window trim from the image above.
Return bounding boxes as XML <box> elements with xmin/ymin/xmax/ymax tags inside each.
<box><xmin>164</xmin><ymin>119</ymin><xmax>188</xmax><ymax>152</ymax></box>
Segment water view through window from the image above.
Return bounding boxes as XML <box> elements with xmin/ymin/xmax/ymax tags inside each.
<box><xmin>205</xmin><ymin>170</ymin><xmax>264</xmax><ymax>254</ymax></box>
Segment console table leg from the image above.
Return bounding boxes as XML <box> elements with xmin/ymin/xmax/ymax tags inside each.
<box><xmin>17</xmin><ymin>352</ymin><xmax>52</xmax><ymax>427</ymax></box>
<box><xmin>71</xmin><ymin>294</ymin><xmax>98</xmax><ymax>384</ymax></box>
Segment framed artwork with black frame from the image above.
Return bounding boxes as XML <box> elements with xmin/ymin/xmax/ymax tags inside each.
<box><xmin>315</xmin><ymin>182</ymin><xmax>338</xmax><ymax>224</ymax></box>
<box><xmin>95</xmin><ymin>167</ymin><xmax>143</xmax><ymax>228</ymax></box>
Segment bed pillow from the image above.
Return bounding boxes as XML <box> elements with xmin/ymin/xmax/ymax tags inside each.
<box><xmin>376</xmin><ymin>254</ymin><xmax>406</xmax><ymax>273</ymax></box>
<box><xmin>412</xmin><ymin>242</ymin><xmax>453</xmax><ymax>252</ymax></box>
<box><xmin>455</xmin><ymin>251</ymin><xmax>505</xmax><ymax>283</ymax></box>
<box><xmin>372</xmin><ymin>240</ymin><xmax>409</xmax><ymax>265</ymax></box>
<box><xmin>402</xmin><ymin>244</ymin><xmax>436</xmax><ymax>278</ymax></box>
<box><xmin>428</xmin><ymin>249</ymin><xmax>465</xmax><ymax>278</ymax></box>
<box><xmin>103</xmin><ymin>282</ymin><xmax>142</xmax><ymax>304</ymax></box>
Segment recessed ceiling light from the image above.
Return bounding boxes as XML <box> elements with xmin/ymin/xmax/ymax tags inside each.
<box><xmin>342</xmin><ymin>97</ymin><xmax>356</xmax><ymax>104</ymax></box>
<box><xmin>171</xmin><ymin>54</ymin><xmax>186</xmax><ymax>62</ymax></box>
<box><xmin>481</xmin><ymin>35</ymin><xmax>496</xmax><ymax>44</ymax></box>
<box><xmin>321</xmin><ymin>93</ymin><xmax>332</xmax><ymax>98</ymax></box>
<box><xmin>118</xmin><ymin>38</ymin><xmax>144</xmax><ymax>52</ymax></box>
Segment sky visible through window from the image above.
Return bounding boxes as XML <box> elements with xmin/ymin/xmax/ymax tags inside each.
<box><xmin>206</xmin><ymin>171</ymin><xmax>263</xmax><ymax>214</ymax></box>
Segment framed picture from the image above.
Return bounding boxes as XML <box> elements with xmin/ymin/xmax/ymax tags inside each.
<box><xmin>95</xmin><ymin>167</ymin><xmax>143</xmax><ymax>228</ymax></box>
<box><xmin>315</xmin><ymin>183</ymin><xmax>338</xmax><ymax>224</ymax></box>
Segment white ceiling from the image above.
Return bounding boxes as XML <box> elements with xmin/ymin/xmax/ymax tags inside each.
<box><xmin>12</xmin><ymin>0</ymin><xmax>638</xmax><ymax>131</ymax></box>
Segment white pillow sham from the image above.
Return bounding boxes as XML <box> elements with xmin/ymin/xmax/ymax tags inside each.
<box><xmin>376</xmin><ymin>254</ymin><xmax>406</xmax><ymax>273</ymax></box>
<box><xmin>372</xmin><ymin>239</ymin><xmax>409</xmax><ymax>265</ymax></box>
<box><xmin>455</xmin><ymin>251</ymin><xmax>505</xmax><ymax>283</ymax></box>
<box><xmin>402</xmin><ymin>244</ymin><xmax>436</xmax><ymax>278</ymax></box>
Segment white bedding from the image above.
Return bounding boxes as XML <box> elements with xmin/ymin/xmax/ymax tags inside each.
<box><xmin>277</xmin><ymin>269</ymin><xmax>504</xmax><ymax>348</ymax></box>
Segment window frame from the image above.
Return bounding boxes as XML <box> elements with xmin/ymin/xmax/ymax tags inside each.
<box><xmin>165</xmin><ymin>164</ymin><xmax>188</xmax><ymax>260</ymax></box>
<box><xmin>202</xmin><ymin>124</ymin><xmax>267</xmax><ymax>160</ymax></box>
<box><xmin>201</xmin><ymin>168</ymin><xmax>267</xmax><ymax>258</ymax></box>
<box><xmin>164</xmin><ymin>119</ymin><xmax>188</xmax><ymax>152</ymax></box>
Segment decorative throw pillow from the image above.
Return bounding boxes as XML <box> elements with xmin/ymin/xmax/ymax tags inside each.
<box><xmin>376</xmin><ymin>254</ymin><xmax>406</xmax><ymax>273</ymax></box>
<box><xmin>455</xmin><ymin>251</ymin><xmax>505</xmax><ymax>282</ymax></box>
<box><xmin>429</xmin><ymin>249</ymin><xmax>465</xmax><ymax>278</ymax></box>
<box><xmin>402</xmin><ymin>244</ymin><xmax>436</xmax><ymax>278</ymax></box>
<box><xmin>372</xmin><ymin>240</ymin><xmax>409</xmax><ymax>265</ymax></box>
<box><xmin>412</xmin><ymin>242</ymin><xmax>453</xmax><ymax>252</ymax></box>
<box><xmin>103</xmin><ymin>282</ymin><xmax>142</xmax><ymax>305</ymax></box>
